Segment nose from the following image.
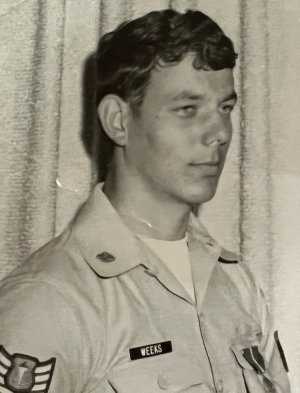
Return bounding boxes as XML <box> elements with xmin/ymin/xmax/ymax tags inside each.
<box><xmin>202</xmin><ymin>113</ymin><xmax>232</xmax><ymax>147</ymax></box>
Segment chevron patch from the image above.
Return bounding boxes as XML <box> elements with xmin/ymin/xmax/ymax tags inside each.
<box><xmin>0</xmin><ymin>345</ymin><xmax>55</xmax><ymax>393</ymax></box>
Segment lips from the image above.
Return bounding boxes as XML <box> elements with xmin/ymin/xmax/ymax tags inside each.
<box><xmin>189</xmin><ymin>162</ymin><xmax>220</xmax><ymax>176</ymax></box>
<box><xmin>190</xmin><ymin>161</ymin><xmax>220</xmax><ymax>166</ymax></box>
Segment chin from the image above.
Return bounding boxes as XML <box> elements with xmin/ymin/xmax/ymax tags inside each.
<box><xmin>182</xmin><ymin>182</ymin><xmax>219</xmax><ymax>206</ymax></box>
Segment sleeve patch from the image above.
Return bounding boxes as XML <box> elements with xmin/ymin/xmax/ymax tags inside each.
<box><xmin>0</xmin><ymin>345</ymin><xmax>56</xmax><ymax>393</ymax></box>
<box><xmin>274</xmin><ymin>331</ymin><xmax>289</xmax><ymax>372</ymax></box>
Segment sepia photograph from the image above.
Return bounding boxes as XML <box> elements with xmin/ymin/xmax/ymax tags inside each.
<box><xmin>0</xmin><ymin>0</ymin><xmax>299</xmax><ymax>392</ymax></box>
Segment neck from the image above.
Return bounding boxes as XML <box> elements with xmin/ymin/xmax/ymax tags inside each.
<box><xmin>103</xmin><ymin>164</ymin><xmax>191</xmax><ymax>241</ymax></box>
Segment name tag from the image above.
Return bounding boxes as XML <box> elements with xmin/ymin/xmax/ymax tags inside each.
<box><xmin>129</xmin><ymin>341</ymin><xmax>172</xmax><ymax>361</ymax></box>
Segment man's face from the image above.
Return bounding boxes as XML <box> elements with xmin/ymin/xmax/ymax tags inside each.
<box><xmin>124</xmin><ymin>53</ymin><xmax>237</xmax><ymax>207</ymax></box>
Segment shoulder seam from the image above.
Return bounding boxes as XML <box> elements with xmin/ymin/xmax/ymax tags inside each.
<box><xmin>1</xmin><ymin>279</ymin><xmax>86</xmax><ymax>387</ymax></box>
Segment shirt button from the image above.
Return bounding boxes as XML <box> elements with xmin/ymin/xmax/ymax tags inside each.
<box><xmin>217</xmin><ymin>380</ymin><xmax>224</xmax><ymax>392</ymax></box>
<box><xmin>198</xmin><ymin>312</ymin><xmax>205</xmax><ymax>323</ymax></box>
<box><xmin>157</xmin><ymin>375</ymin><xmax>168</xmax><ymax>390</ymax></box>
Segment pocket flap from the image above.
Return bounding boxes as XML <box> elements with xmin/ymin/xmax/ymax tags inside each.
<box><xmin>231</xmin><ymin>344</ymin><xmax>259</xmax><ymax>370</ymax></box>
<box><xmin>108</xmin><ymin>358</ymin><xmax>205</xmax><ymax>393</ymax></box>
<box><xmin>230</xmin><ymin>329</ymin><xmax>264</xmax><ymax>372</ymax></box>
<box><xmin>158</xmin><ymin>366</ymin><xmax>203</xmax><ymax>391</ymax></box>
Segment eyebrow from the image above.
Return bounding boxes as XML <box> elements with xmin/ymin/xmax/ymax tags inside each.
<box><xmin>171</xmin><ymin>91</ymin><xmax>205</xmax><ymax>102</ymax></box>
<box><xmin>171</xmin><ymin>90</ymin><xmax>238</xmax><ymax>102</ymax></box>
<box><xmin>221</xmin><ymin>91</ymin><xmax>238</xmax><ymax>102</ymax></box>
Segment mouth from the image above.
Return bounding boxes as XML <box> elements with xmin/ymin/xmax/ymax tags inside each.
<box><xmin>190</xmin><ymin>160</ymin><xmax>220</xmax><ymax>165</ymax></box>
<box><xmin>189</xmin><ymin>162</ymin><xmax>221</xmax><ymax>176</ymax></box>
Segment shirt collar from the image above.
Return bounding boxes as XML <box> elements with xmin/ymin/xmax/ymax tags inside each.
<box><xmin>70</xmin><ymin>183</ymin><xmax>221</xmax><ymax>277</ymax></box>
<box><xmin>187</xmin><ymin>212</ymin><xmax>221</xmax><ymax>258</ymax></box>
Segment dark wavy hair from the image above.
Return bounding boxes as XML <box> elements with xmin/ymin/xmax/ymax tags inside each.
<box><xmin>95</xmin><ymin>9</ymin><xmax>237</xmax><ymax>108</ymax></box>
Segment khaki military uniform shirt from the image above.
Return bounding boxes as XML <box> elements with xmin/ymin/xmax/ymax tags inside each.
<box><xmin>0</xmin><ymin>184</ymin><xmax>290</xmax><ymax>393</ymax></box>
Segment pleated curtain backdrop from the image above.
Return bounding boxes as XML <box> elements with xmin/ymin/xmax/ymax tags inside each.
<box><xmin>0</xmin><ymin>0</ymin><xmax>300</xmax><ymax>390</ymax></box>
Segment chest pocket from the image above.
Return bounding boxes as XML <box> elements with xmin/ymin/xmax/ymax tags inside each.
<box><xmin>107</xmin><ymin>357</ymin><xmax>214</xmax><ymax>393</ymax></box>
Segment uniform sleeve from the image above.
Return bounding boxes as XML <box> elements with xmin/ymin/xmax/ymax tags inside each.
<box><xmin>255</xmin><ymin>281</ymin><xmax>291</xmax><ymax>392</ymax></box>
<box><xmin>0</xmin><ymin>280</ymin><xmax>87</xmax><ymax>393</ymax></box>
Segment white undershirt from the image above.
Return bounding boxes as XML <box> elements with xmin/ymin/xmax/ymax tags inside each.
<box><xmin>137</xmin><ymin>235</ymin><xmax>195</xmax><ymax>301</ymax></box>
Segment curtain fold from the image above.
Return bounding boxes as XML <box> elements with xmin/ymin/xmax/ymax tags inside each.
<box><xmin>239</xmin><ymin>0</ymin><xmax>273</xmax><ymax>297</ymax></box>
<box><xmin>0</xmin><ymin>0</ymin><xmax>65</xmax><ymax>274</ymax></box>
<box><xmin>0</xmin><ymin>0</ymin><xmax>299</xmax><ymax>389</ymax></box>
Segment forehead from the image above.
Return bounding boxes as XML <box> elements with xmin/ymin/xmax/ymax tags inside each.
<box><xmin>144</xmin><ymin>54</ymin><xmax>235</xmax><ymax>104</ymax></box>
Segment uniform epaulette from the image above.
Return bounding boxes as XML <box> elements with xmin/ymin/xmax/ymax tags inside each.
<box><xmin>218</xmin><ymin>249</ymin><xmax>239</xmax><ymax>264</ymax></box>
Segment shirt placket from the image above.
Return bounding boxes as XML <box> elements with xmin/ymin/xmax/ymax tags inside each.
<box><xmin>142</xmin><ymin>241</ymin><xmax>219</xmax><ymax>391</ymax></box>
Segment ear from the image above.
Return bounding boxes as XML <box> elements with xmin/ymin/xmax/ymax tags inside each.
<box><xmin>97</xmin><ymin>95</ymin><xmax>130</xmax><ymax>146</ymax></box>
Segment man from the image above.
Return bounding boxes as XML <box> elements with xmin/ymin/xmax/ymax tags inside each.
<box><xmin>0</xmin><ymin>9</ymin><xmax>290</xmax><ymax>393</ymax></box>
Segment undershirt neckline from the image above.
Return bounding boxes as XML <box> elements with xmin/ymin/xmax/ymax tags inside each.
<box><xmin>137</xmin><ymin>234</ymin><xmax>195</xmax><ymax>301</ymax></box>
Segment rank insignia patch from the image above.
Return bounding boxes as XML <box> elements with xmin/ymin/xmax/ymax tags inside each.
<box><xmin>0</xmin><ymin>345</ymin><xmax>55</xmax><ymax>393</ymax></box>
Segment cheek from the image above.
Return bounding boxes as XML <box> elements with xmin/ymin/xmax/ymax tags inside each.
<box><xmin>140</xmin><ymin>135</ymin><xmax>185</xmax><ymax>179</ymax></box>
<box><xmin>153</xmin><ymin>117</ymin><xmax>195</xmax><ymax>152</ymax></box>
<box><xmin>143</xmin><ymin>120</ymin><xmax>185</xmax><ymax>156</ymax></box>
<box><xmin>128</xmin><ymin>114</ymin><xmax>192</xmax><ymax>170</ymax></box>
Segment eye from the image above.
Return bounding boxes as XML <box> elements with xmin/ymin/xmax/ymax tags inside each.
<box><xmin>175</xmin><ymin>105</ymin><xmax>197</xmax><ymax>117</ymax></box>
<box><xmin>219</xmin><ymin>100</ymin><xmax>236</xmax><ymax>114</ymax></box>
<box><xmin>220</xmin><ymin>105</ymin><xmax>234</xmax><ymax>114</ymax></box>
